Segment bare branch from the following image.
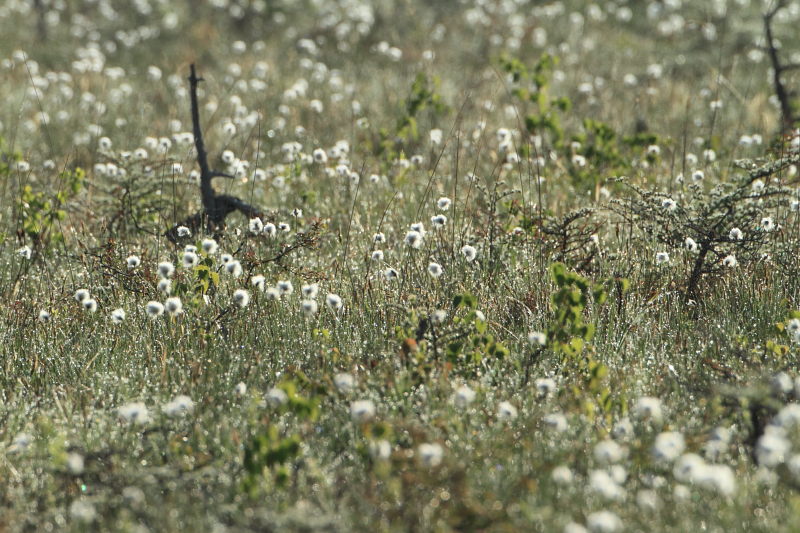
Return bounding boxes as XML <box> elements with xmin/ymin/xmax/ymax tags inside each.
<box><xmin>165</xmin><ymin>65</ymin><xmax>267</xmax><ymax>243</ymax></box>
<box><xmin>763</xmin><ymin>3</ymin><xmax>797</xmax><ymax>131</ymax></box>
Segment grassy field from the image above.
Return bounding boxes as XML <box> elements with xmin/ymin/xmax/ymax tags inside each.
<box><xmin>2</xmin><ymin>0</ymin><xmax>800</xmax><ymax>531</ymax></box>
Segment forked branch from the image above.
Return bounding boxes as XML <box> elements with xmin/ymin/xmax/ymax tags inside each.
<box><xmin>166</xmin><ymin>64</ymin><xmax>263</xmax><ymax>243</ymax></box>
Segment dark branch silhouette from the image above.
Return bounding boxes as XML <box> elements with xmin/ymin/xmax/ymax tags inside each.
<box><xmin>764</xmin><ymin>1</ymin><xmax>798</xmax><ymax>132</ymax></box>
<box><xmin>166</xmin><ymin>64</ymin><xmax>264</xmax><ymax>243</ymax></box>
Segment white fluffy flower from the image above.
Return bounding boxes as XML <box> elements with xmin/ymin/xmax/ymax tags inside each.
<box><xmin>594</xmin><ymin>440</ymin><xmax>626</xmax><ymax>464</ymax></box>
<box><xmin>334</xmin><ymin>373</ymin><xmax>356</xmax><ymax>393</ymax></box>
<box><xmin>543</xmin><ymin>412</ymin><xmax>568</xmax><ymax>432</ymax></box>
<box><xmin>157</xmin><ymin>261</ymin><xmax>175</xmax><ymax>278</ymax></box>
<box><xmin>201</xmin><ymin>238</ymin><xmax>218</xmax><ymax>254</ymax></box>
<box><xmin>145</xmin><ymin>301</ymin><xmax>164</xmax><ymax>318</ymax></box>
<box><xmin>589</xmin><ymin>470</ymin><xmax>625</xmax><ymax>501</ymax></box>
<box><xmin>528</xmin><ymin>331</ymin><xmax>547</xmax><ymax>346</ymax></box>
<box><xmin>266</xmin><ymin>387</ymin><xmax>288</xmax><ymax>406</ymax></box>
<box><xmin>461</xmin><ymin>245</ymin><xmax>477</xmax><ymax>262</ymax></box>
<box><xmin>453</xmin><ymin>385</ymin><xmax>476</xmax><ymax>408</ymax></box>
<box><xmin>633</xmin><ymin>397</ymin><xmax>663</xmax><ymax>424</ymax></box>
<box><xmin>163</xmin><ymin>395</ymin><xmax>194</xmax><ymax>417</ymax></box>
<box><xmin>417</xmin><ymin>442</ymin><xmax>444</xmax><ymax>467</ymax></box>
<box><xmin>497</xmin><ymin>401</ymin><xmax>518</xmax><ymax>421</ymax></box>
<box><xmin>326</xmin><ymin>293</ymin><xmax>343</xmax><ymax>312</ymax></box>
<box><xmin>118</xmin><ymin>402</ymin><xmax>150</xmax><ymax>425</ymax></box>
<box><xmin>586</xmin><ymin>510</ymin><xmax>623</xmax><ymax>532</ymax></box>
<box><xmin>652</xmin><ymin>431</ymin><xmax>685</xmax><ymax>463</ymax></box>
<box><xmin>233</xmin><ymin>289</ymin><xmax>250</xmax><ymax>308</ymax></box>
<box><xmin>350</xmin><ymin>400</ymin><xmax>376</xmax><ymax>422</ymax></box>
<box><xmin>164</xmin><ymin>297</ymin><xmax>183</xmax><ymax>316</ymax></box>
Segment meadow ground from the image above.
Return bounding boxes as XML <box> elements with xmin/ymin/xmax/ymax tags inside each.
<box><xmin>2</xmin><ymin>0</ymin><xmax>800</xmax><ymax>531</ymax></box>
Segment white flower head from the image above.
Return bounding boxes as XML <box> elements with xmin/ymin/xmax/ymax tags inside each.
<box><xmin>82</xmin><ymin>299</ymin><xmax>98</xmax><ymax>313</ymax></box>
<box><xmin>528</xmin><ymin>331</ymin><xmax>547</xmax><ymax>347</ymax></box>
<box><xmin>543</xmin><ymin>412</ymin><xmax>568</xmax><ymax>432</ymax></box>
<box><xmin>461</xmin><ymin>245</ymin><xmax>477</xmax><ymax>262</ymax></box>
<box><xmin>38</xmin><ymin>310</ymin><xmax>51</xmax><ymax>323</ymax></box>
<box><xmin>163</xmin><ymin>395</ymin><xmax>194</xmax><ymax>417</ymax></box>
<box><xmin>302</xmin><ymin>284</ymin><xmax>319</xmax><ymax>299</ymax></box>
<box><xmin>369</xmin><ymin>439</ymin><xmax>392</xmax><ymax>461</ymax></box>
<box><xmin>427</xmin><ymin>262</ymin><xmax>443</xmax><ymax>278</ymax></box>
<box><xmin>652</xmin><ymin>431</ymin><xmax>686</xmax><ymax>463</ymax></box>
<box><xmin>685</xmin><ymin>237</ymin><xmax>698</xmax><ymax>252</ymax></box>
<box><xmin>69</xmin><ymin>501</ymin><xmax>97</xmax><ymax>523</ymax></box>
<box><xmin>655</xmin><ymin>251</ymin><xmax>670</xmax><ymax>265</ymax></box>
<box><xmin>350</xmin><ymin>400</ymin><xmax>376</xmax><ymax>422</ymax></box>
<box><xmin>234</xmin><ymin>382</ymin><xmax>247</xmax><ymax>397</ymax></box>
<box><xmin>145</xmin><ymin>301</ymin><xmax>165</xmax><ymax>318</ymax></box>
<box><xmin>301</xmin><ymin>299</ymin><xmax>318</xmax><ymax>316</ymax></box>
<box><xmin>326</xmin><ymin>293</ymin><xmax>343</xmax><ymax>312</ymax></box>
<box><xmin>67</xmin><ymin>452</ymin><xmax>85</xmax><ymax>475</ymax></box>
<box><xmin>431</xmin><ymin>214</ymin><xmax>447</xmax><ymax>228</ymax></box>
<box><xmin>755</xmin><ymin>431</ymin><xmax>790</xmax><ymax>468</ymax></box>
<box><xmin>453</xmin><ymin>385</ymin><xmax>476</xmax><ymax>408</ymax></box>
<box><xmin>118</xmin><ymin>402</ymin><xmax>150</xmax><ymax>425</ymax></box>
<box><xmin>226</xmin><ymin>260</ymin><xmax>243</xmax><ymax>278</ymax></box>
<box><xmin>182</xmin><ymin>251</ymin><xmax>199</xmax><ymax>268</ymax></box>
<box><xmin>126</xmin><ymin>255</ymin><xmax>141</xmax><ymax>269</ymax></box>
<box><xmin>157</xmin><ymin>261</ymin><xmax>175</xmax><ymax>279</ymax></box>
<box><xmin>728</xmin><ymin>227</ymin><xmax>743</xmax><ymax>240</ymax></box>
<box><xmin>586</xmin><ymin>510</ymin><xmax>623</xmax><ymax>533</ymax></box>
<box><xmin>277</xmin><ymin>280</ymin><xmax>293</xmax><ymax>296</ymax></box>
<box><xmin>334</xmin><ymin>372</ymin><xmax>356</xmax><ymax>393</ymax></box>
<box><xmin>176</xmin><ymin>226</ymin><xmax>191</xmax><ymax>238</ymax></box>
<box><xmin>233</xmin><ymin>289</ymin><xmax>250</xmax><ymax>308</ymax></box>
<box><xmin>437</xmin><ymin>197</ymin><xmax>451</xmax><ymax>210</ymax></box>
<box><xmin>251</xmin><ymin>275</ymin><xmax>266</xmax><ymax>291</ymax></box>
<box><xmin>722</xmin><ymin>254</ymin><xmax>738</xmax><ymax>268</ymax></box>
<box><xmin>552</xmin><ymin>465</ymin><xmax>574</xmax><ymax>486</ymax></box>
<box><xmin>594</xmin><ymin>440</ymin><xmax>626</xmax><ymax>464</ymax></box>
<box><xmin>404</xmin><ymin>230</ymin><xmax>424</xmax><ymax>249</ymax></box>
<box><xmin>266</xmin><ymin>387</ymin><xmax>288</xmax><ymax>407</ymax></box>
<box><xmin>74</xmin><ymin>289</ymin><xmax>90</xmax><ymax>303</ymax></box>
<box><xmin>248</xmin><ymin>217</ymin><xmax>264</xmax><ymax>234</ymax></box>
<box><xmin>612</xmin><ymin>417</ymin><xmax>634</xmax><ymax>440</ymax></box>
<box><xmin>264</xmin><ymin>287</ymin><xmax>281</xmax><ymax>301</ymax></box>
<box><xmin>633</xmin><ymin>396</ymin><xmax>663</xmax><ymax>424</ymax></box>
<box><xmin>588</xmin><ymin>469</ymin><xmax>625</xmax><ymax>502</ymax></box>
<box><xmin>535</xmin><ymin>377</ymin><xmax>557</xmax><ymax>398</ymax></box>
<box><xmin>417</xmin><ymin>442</ymin><xmax>444</xmax><ymax>468</ymax></box>
<box><xmin>497</xmin><ymin>401</ymin><xmax>518</xmax><ymax>421</ymax></box>
<box><xmin>157</xmin><ymin>278</ymin><xmax>171</xmax><ymax>295</ymax></box>
<box><xmin>164</xmin><ymin>297</ymin><xmax>183</xmax><ymax>316</ymax></box>
<box><xmin>110</xmin><ymin>308</ymin><xmax>126</xmax><ymax>324</ymax></box>
<box><xmin>201</xmin><ymin>238</ymin><xmax>218</xmax><ymax>254</ymax></box>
